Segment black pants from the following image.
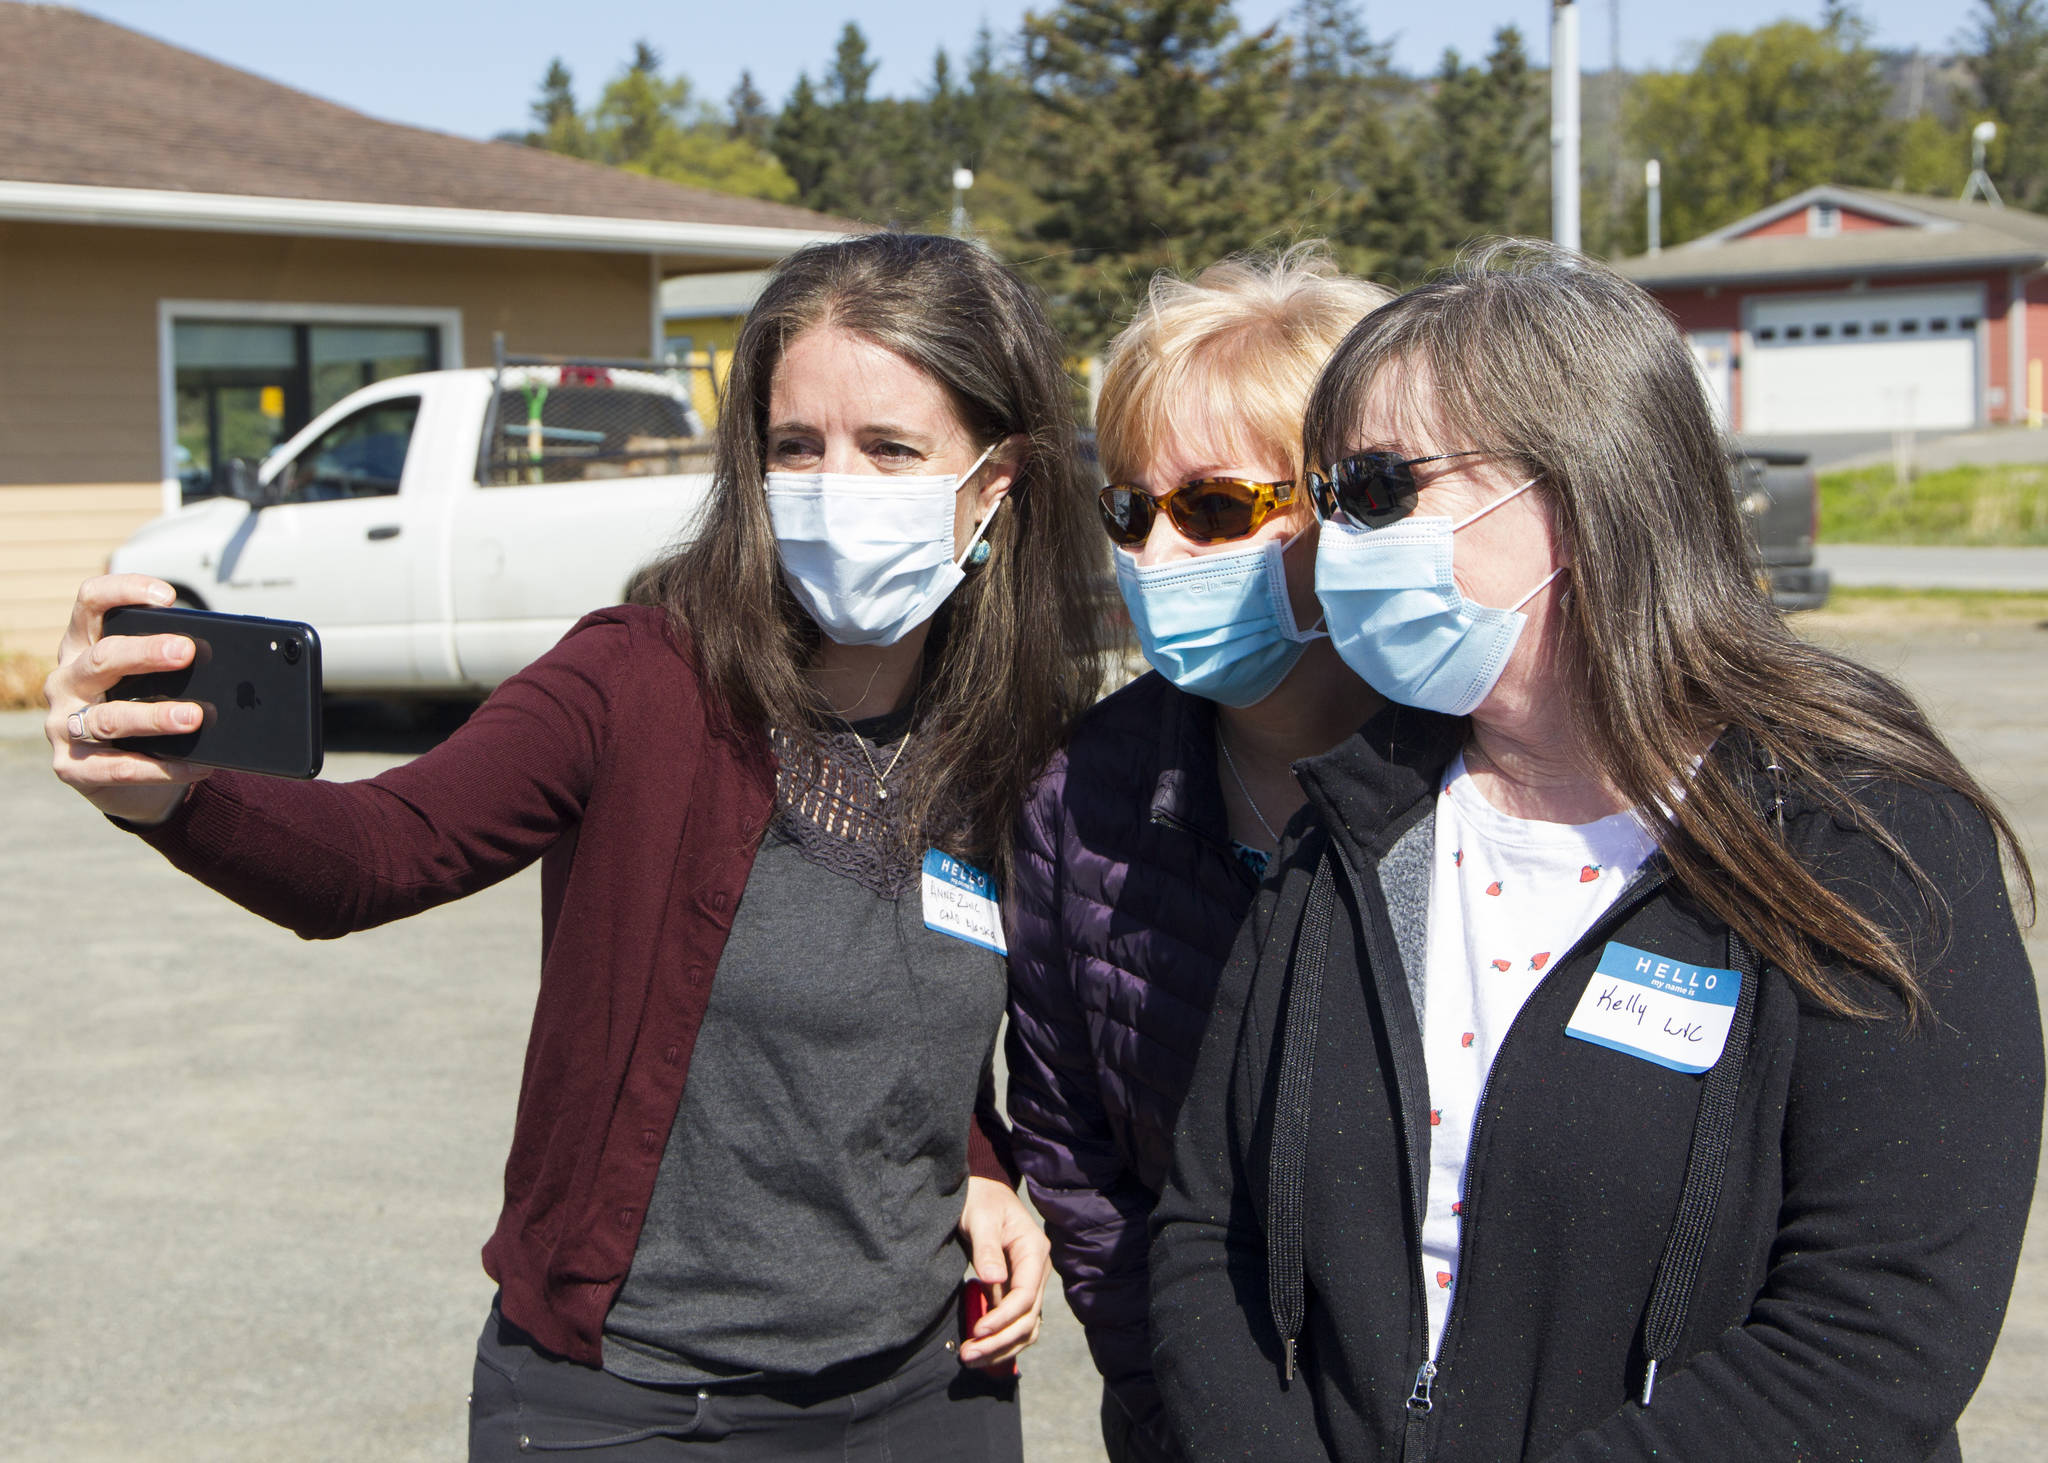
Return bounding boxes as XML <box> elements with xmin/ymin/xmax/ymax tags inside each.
<box><xmin>469</xmin><ymin>1299</ymin><xmax>1022</xmax><ymax>1461</ymax></box>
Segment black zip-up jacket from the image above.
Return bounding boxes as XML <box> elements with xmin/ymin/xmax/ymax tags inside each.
<box><xmin>1150</xmin><ymin>707</ymin><xmax>2042</xmax><ymax>1462</ymax></box>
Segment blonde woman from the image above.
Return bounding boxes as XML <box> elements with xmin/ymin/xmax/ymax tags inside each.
<box><xmin>1005</xmin><ymin>249</ymin><xmax>1388</xmax><ymax>1463</ymax></box>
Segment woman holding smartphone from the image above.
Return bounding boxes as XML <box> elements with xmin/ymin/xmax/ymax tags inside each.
<box><xmin>46</xmin><ymin>233</ymin><xmax>1106</xmax><ymax>1461</ymax></box>
<box><xmin>1005</xmin><ymin>248</ymin><xmax>1386</xmax><ymax>1462</ymax></box>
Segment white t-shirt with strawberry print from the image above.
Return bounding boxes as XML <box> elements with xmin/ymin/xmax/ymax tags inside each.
<box><xmin>1418</xmin><ymin>752</ymin><xmax>1658</xmax><ymax>1358</ymax></box>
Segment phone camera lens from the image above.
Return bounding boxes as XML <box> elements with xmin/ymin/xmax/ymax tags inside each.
<box><xmin>282</xmin><ymin>637</ymin><xmax>302</xmax><ymax>665</ymax></box>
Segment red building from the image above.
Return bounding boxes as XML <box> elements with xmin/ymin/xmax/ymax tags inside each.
<box><xmin>1615</xmin><ymin>185</ymin><xmax>2048</xmax><ymax>435</ymax></box>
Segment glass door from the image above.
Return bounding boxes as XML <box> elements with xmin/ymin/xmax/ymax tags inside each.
<box><xmin>171</xmin><ymin>318</ymin><xmax>440</xmax><ymax>502</ymax></box>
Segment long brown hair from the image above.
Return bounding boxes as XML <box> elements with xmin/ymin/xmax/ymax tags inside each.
<box><xmin>638</xmin><ymin>232</ymin><xmax>1108</xmax><ymax>876</ymax></box>
<box><xmin>1303</xmin><ymin>238</ymin><xmax>2032</xmax><ymax>1021</ymax></box>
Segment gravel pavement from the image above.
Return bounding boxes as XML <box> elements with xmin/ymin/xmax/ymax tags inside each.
<box><xmin>4</xmin><ymin>616</ymin><xmax>2043</xmax><ymax>1461</ymax></box>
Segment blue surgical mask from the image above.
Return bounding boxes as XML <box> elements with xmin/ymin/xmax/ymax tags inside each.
<box><xmin>766</xmin><ymin>443</ymin><xmax>999</xmax><ymax>646</ymax></box>
<box><xmin>1313</xmin><ymin>478</ymin><xmax>1563</xmax><ymax>717</ymax></box>
<box><xmin>1115</xmin><ymin>530</ymin><xmax>1326</xmax><ymax>708</ymax></box>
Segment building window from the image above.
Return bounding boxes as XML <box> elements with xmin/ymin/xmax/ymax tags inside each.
<box><xmin>1872</xmin><ymin>321</ymin><xmax>1891</xmax><ymax>335</ymax></box>
<box><xmin>1812</xmin><ymin>203</ymin><xmax>1840</xmax><ymax>236</ymax></box>
<box><xmin>172</xmin><ymin>319</ymin><xmax>441</xmax><ymax>502</ymax></box>
<box><xmin>1842</xmin><ymin>322</ymin><xmax>1863</xmax><ymax>337</ymax></box>
<box><xmin>1786</xmin><ymin>325</ymin><xmax>1806</xmax><ymax>340</ymax></box>
<box><xmin>1900</xmin><ymin>319</ymin><xmax>1920</xmax><ymax>334</ymax></box>
<box><xmin>1960</xmin><ymin>315</ymin><xmax>1980</xmax><ymax>330</ymax></box>
<box><xmin>1757</xmin><ymin>326</ymin><xmax>1778</xmax><ymax>341</ymax></box>
<box><xmin>1929</xmin><ymin>317</ymin><xmax>1950</xmax><ymax>332</ymax></box>
<box><xmin>1814</xmin><ymin>323</ymin><xmax>1834</xmax><ymax>339</ymax></box>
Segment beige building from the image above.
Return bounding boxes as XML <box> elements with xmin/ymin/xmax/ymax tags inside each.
<box><xmin>0</xmin><ymin>4</ymin><xmax>851</xmax><ymax>655</ymax></box>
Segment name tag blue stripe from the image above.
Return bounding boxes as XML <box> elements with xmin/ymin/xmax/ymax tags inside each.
<box><xmin>1595</xmin><ymin>941</ymin><xmax>1740</xmax><ymax>1008</ymax></box>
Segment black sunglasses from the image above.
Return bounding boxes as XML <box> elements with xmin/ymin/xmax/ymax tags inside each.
<box><xmin>1306</xmin><ymin>450</ymin><xmax>1484</xmax><ymax>525</ymax></box>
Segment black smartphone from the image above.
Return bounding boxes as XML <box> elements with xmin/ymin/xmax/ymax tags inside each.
<box><xmin>101</xmin><ymin>605</ymin><xmax>324</xmax><ymax>779</ymax></box>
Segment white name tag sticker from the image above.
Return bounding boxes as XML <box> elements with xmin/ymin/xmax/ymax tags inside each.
<box><xmin>921</xmin><ymin>849</ymin><xmax>1007</xmax><ymax>955</ymax></box>
<box><xmin>1564</xmin><ymin>941</ymin><xmax>1741</xmax><ymax>1074</ymax></box>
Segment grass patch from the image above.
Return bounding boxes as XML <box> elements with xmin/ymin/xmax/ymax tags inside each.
<box><xmin>1799</xmin><ymin>586</ymin><xmax>2048</xmax><ymax>631</ymax></box>
<box><xmin>0</xmin><ymin>651</ymin><xmax>51</xmax><ymax>711</ymax></box>
<box><xmin>1818</xmin><ymin>461</ymin><xmax>2048</xmax><ymax>545</ymax></box>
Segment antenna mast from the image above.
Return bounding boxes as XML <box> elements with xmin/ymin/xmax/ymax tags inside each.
<box><xmin>1962</xmin><ymin>121</ymin><xmax>2004</xmax><ymax>207</ymax></box>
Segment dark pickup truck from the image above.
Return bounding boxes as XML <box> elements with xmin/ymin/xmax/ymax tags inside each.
<box><xmin>1734</xmin><ymin>449</ymin><xmax>1831</xmax><ymax>611</ymax></box>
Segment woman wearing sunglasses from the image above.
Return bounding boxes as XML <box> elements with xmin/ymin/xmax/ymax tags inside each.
<box><xmin>47</xmin><ymin>233</ymin><xmax>1109</xmax><ymax>1461</ymax></box>
<box><xmin>1005</xmin><ymin>248</ymin><xmax>1387</xmax><ymax>1463</ymax></box>
<box><xmin>1150</xmin><ymin>240</ymin><xmax>2041</xmax><ymax>1462</ymax></box>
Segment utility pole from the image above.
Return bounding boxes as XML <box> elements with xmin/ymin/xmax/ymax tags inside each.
<box><xmin>1645</xmin><ymin>159</ymin><xmax>1661</xmax><ymax>254</ymax></box>
<box><xmin>1551</xmin><ymin>0</ymin><xmax>1582</xmax><ymax>252</ymax></box>
<box><xmin>1607</xmin><ymin>0</ymin><xmax>1625</xmax><ymax>254</ymax></box>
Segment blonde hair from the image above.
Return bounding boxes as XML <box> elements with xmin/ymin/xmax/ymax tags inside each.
<box><xmin>1096</xmin><ymin>244</ymin><xmax>1392</xmax><ymax>493</ymax></box>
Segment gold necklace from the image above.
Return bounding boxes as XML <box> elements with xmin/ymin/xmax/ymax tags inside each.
<box><xmin>843</xmin><ymin>721</ymin><xmax>913</xmax><ymax>801</ymax></box>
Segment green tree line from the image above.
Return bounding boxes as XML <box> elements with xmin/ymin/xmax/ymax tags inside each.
<box><xmin>513</xmin><ymin>0</ymin><xmax>2025</xmax><ymax>348</ymax></box>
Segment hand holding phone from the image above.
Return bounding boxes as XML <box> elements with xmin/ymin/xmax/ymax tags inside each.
<box><xmin>960</xmin><ymin>1280</ymin><xmax>1021</xmax><ymax>1378</ymax></box>
<box><xmin>98</xmin><ymin>605</ymin><xmax>323</xmax><ymax>779</ymax></box>
<box><xmin>47</xmin><ymin>573</ymin><xmax>323</xmax><ymax>827</ymax></box>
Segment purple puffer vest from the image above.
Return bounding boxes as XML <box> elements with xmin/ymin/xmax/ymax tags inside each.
<box><xmin>1005</xmin><ymin>672</ymin><xmax>1258</xmax><ymax>1448</ymax></box>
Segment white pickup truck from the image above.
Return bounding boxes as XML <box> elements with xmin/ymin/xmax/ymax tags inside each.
<box><xmin>113</xmin><ymin>356</ymin><xmax>715</xmax><ymax>694</ymax></box>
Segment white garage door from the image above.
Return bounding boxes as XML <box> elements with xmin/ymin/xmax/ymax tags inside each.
<box><xmin>1744</xmin><ymin>287</ymin><xmax>1982</xmax><ymax>433</ymax></box>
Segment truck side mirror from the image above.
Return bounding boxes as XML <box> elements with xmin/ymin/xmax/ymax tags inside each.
<box><xmin>223</xmin><ymin>458</ymin><xmax>263</xmax><ymax>507</ymax></box>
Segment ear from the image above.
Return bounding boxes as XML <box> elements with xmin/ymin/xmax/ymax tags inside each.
<box><xmin>968</xmin><ymin>434</ymin><xmax>1027</xmax><ymax>522</ymax></box>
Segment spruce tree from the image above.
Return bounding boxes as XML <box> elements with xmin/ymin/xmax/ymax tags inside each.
<box><xmin>728</xmin><ymin>71</ymin><xmax>772</xmax><ymax>149</ymax></box>
<box><xmin>522</xmin><ymin>42</ymin><xmax>797</xmax><ymax>202</ymax></box>
<box><xmin>962</xmin><ymin>24</ymin><xmax>1028</xmax><ymax>169</ymax></box>
<box><xmin>1023</xmin><ymin>0</ymin><xmax>1296</xmax><ymax>347</ymax></box>
<box><xmin>1277</xmin><ymin>0</ymin><xmax>1419</xmax><ymax>283</ymax></box>
<box><xmin>526</xmin><ymin>59</ymin><xmax>593</xmax><ymax>158</ymax></box>
<box><xmin>1420</xmin><ymin>28</ymin><xmax>1549</xmax><ymax>251</ymax></box>
<box><xmin>770</xmin><ymin>75</ymin><xmax>837</xmax><ymax>201</ymax></box>
<box><xmin>767</xmin><ymin>25</ymin><xmax>922</xmax><ymax>224</ymax></box>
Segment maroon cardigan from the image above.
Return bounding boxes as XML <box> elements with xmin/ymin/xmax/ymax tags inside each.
<box><xmin>136</xmin><ymin>605</ymin><xmax>1014</xmax><ymax>1364</ymax></box>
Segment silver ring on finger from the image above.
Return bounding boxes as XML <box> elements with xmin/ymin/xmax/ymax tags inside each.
<box><xmin>66</xmin><ymin>708</ymin><xmax>97</xmax><ymax>743</ymax></box>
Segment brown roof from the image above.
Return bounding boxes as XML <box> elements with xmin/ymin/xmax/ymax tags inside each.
<box><xmin>1615</xmin><ymin>187</ymin><xmax>2048</xmax><ymax>289</ymax></box>
<box><xmin>0</xmin><ymin>2</ymin><xmax>851</xmax><ymax>235</ymax></box>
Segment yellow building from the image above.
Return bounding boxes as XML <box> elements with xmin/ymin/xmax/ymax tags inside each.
<box><xmin>0</xmin><ymin>4</ymin><xmax>853</xmax><ymax>656</ymax></box>
<box><xmin>662</xmin><ymin>270</ymin><xmax>773</xmax><ymax>427</ymax></box>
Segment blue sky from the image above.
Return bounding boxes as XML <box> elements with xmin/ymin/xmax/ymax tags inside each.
<box><xmin>76</xmin><ymin>1</ymin><xmax>1977</xmax><ymax>140</ymax></box>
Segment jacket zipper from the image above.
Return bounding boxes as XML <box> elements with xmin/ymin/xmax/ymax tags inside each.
<box><xmin>1325</xmin><ymin>812</ymin><xmax>1669</xmax><ymax>1459</ymax></box>
<box><xmin>1326</xmin><ymin>838</ymin><xmax>1440</xmax><ymax>1451</ymax></box>
<box><xmin>1418</xmin><ymin>864</ymin><xmax>1672</xmax><ymax>1455</ymax></box>
<box><xmin>1402</xmin><ymin>1360</ymin><xmax>1438</xmax><ymax>1462</ymax></box>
